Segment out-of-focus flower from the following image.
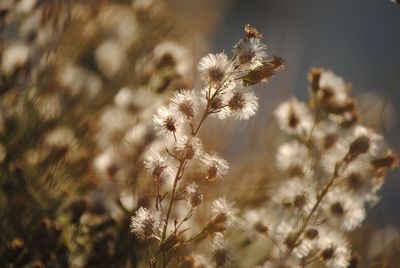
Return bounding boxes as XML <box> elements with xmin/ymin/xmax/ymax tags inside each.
<box><xmin>201</xmin><ymin>153</ymin><xmax>229</xmax><ymax>181</ymax></box>
<box><xmin>317</xmin><ymin>229</ymin><xmax>350</xmax><ymax>268</ymax></box>
<box><xmin>276</xmin><ymin>141</ymin><xmax>311</xmax><ymax>178</ymax></box>
<box><xmin>185</xmin><ymin>182</ymin><xmax>203</xmax><ymax>208</ymax></box>
<box><xmin>1</xmin><ymin>43</ymin><xmax>30</xmax><ymax>75</ymax></box>
<box><xmin>211</xmin><ymin>233</ymin><xmax>231</xmax><ymax>268</ymax></box>
<box><xmin>211</xmin><ymin>197</ymin><xmax>238</xmax><ymax>228</ymax></box>
<box><xmin>274</xmin><ymin>97</ymin><xmax>313</xmax><ymax>137</ymax></box>
<box><xmin>321</xmin><ymin>190</ymin><xmax>366</xmax><ymax>231</ymax></box>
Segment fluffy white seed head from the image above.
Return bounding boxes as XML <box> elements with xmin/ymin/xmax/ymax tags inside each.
<box><xmin>170</xmin><ymin>89</ymin><xmax>199</xmax><ymax>120</ymax></box>
<box><xmin>175</xmin><ymin>135</ymin><xmax>203</xmax><ymax>160</ymax></box>
<box><xmin>185</xmin><ymin>182</ymin><xmax>203</xmax><ymax>207</ymax></box>
<box><xmin>319</xmin><ymin>70</ymin><xmax>349</xmax><ymax>98</ymax></box>
<box><xmin>130</xmin><ymin>207</ymin><xmax>163</xmax><ymax>240</ymax></box>
<box><xmin>143</xmin><ymin>151</ymin><xmax>174</xmax><ymax>181</ymax></box>
<box><xmin>274</xmin><ymin>98</ymin><xmax>313</xmax><ymax>138</ymax></box>
<box><xmin>211</xmin><ymin>197</ymin><xmax>238</xmax><ymax>228</ymax></box>
<box><xmin>272</xmin><ymin>178</ymin><xmax>317</xmax><ymax>215</ymax></box>
<box><xmin>201</xmin><ymin>153</ymin><xmax>229</xmax><ymax>181</ymax></box>
<box><xmin>226</xmin><ymin>88</ymin><xmax>259</xmax><ymax>120</ymax></box>
<box><xmin>211</xmin><ymin>233</ymin><xmax>231</xmax><ymax>268</ymax></box>
<box><xmin>198</xmin><ymin>52</ymin><xmax>234</xmax><ymax>86</ymax></box>
<box><xmin>321</xmin><ymin>190</ymin><xmax>366</xmax><ymax>231</ymax></box>
<box><xmin>233</xmin><ymin>37</ymin><xmax>267</xmax><ymax>70</ymax></box>
<box><xmin>153</xmin><ymin>105</ymin><xmax>183</xmax><ymax>137</ymax></box>
<box><xmin>276</xmin><ymin>141</ymin><xmax>312</xmax><ymax>178</ymax></box>
<box><xmin>317</xmin><ymin>228</ymin><xmax>351</xmax><ymax>268</ymax></box>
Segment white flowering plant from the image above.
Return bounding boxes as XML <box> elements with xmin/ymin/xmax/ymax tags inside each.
<box><xmin>131</xmin><ymin>26</ymin><xmax>398</xmax><ymax>268</ymax></box>
<box><xmin>131</xmin><ymin>25</ymin><xmax>284</xmax><ymax>267</ymax></box>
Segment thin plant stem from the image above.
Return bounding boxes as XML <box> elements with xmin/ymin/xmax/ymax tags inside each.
<box><xmin>161</xmin><ymin>159</ymin><xmax>186</xmax><ymax>242</ymax></box>
<box><xmin>284</xmin><ymin>154</ymin><xmax>351</xmax><ymax>258</ymax></box>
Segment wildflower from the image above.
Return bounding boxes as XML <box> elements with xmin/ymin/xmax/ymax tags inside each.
<box><xmin>276</xmin><ymin>141</ymin><xmax>311</xmax><ymax>178</ymax></box>
<box><xmin>243</xmin><ymin>209</ymin><xmax>279</xmax><ymax>236</ymax></box>
<box><xmin>198</xmin><ymin>52</ymin><xmax>234</xmax><ymax>86</ymax></box>
<box><xmin>275</xmin><ymin>220</ymin><xmax>314</xmax><ymax>259</ymax></box>
<box><xmin>321</xmin><ymin>125</ymin><xmax>384</xmax><ymax>174</ymax></box>
<box><xmin>211</xmin><ymin>234</ymin><xmax>231</xmax><ymax>267</ymax></box>
<box><xmin>312</xmin><ymin>70</ymin><xmax>356</xmax><ymax>115</ymax></box>
<box><xmin>130</xmin><ymin>207</ymin><xmax>163</xmax><ymax>240</ymax></box>
<box><xmin>153</xmin><ymin>41</ymin><xmax>192</xmax><ymax>77</ymax></box>
<box><xmin>272</xmin><ymin>178</ymin><xmax>317</xmax><ymax>214</ymax></box>
<box><xmin>346</xmin><ymin>125</ymin><xmax>384</xmax><ymax>160</ymax></box>
<box><xmin>274</xmin><ymin>98</ymin><xmax>313</xmax><ymax>137</ymax></box>
<box><xmin>143</xmin><ymin>151</ymin><xmax>173</xmax><ymax>181</ymax></box>
<box><xmin>226</xmin><ymin>87</ymin><xmax>259</xmax><ymax>120</ymax></box>
<box><xmin>318</xmin><ymin>70</ymin><xmax>349</xmax><ymax>98</ymax></box>
<box><xmin>210</xmin><ymin>197</ymin><xmax>238</xmax><ymax>230</ymax></box>
<box><xmin>201</xmin><ymin>153</ymin><xmax>229</xmax><ymax>181</ymax></box>
<box><xmin>321</xmin><ymin>190</ymin><xmax>366</xmax><ymax>231</ymax></box>
<box><xmin>338</xmin><ymin>160</ymin><xmax>383</xmax><ymax>204</ymax></box>
<box><xmin>153</xmin><ymin>105</ymin><xmax>182</xmax><ymax>137</ymax></box>
<box><xmin>233</xmin><ymin>37</ymin><xmax>267</xmax><ymax>70</ymax></box>
<box><xmin>317</xmin><ymin>229</ymin><xmax>351</xmax><ymax>268</ymax></box>
<box><xmin>175</xmin><ymin>135</ymin><xmax>203</xmax><ymax>160</ymax></box>
<box><xmin>313</xmin><ymin>121</ymin><xmax>341</xmax><ymax>151</ymax></box>
<box><xmin>170</xmin><ymin>89</ymin><xmax>199</xmax><ymax>120</ymax></box>
<box><xmin>185</xmin><ymin>182</ymin><xmax>203</xmax><ymax>207</ymax></box>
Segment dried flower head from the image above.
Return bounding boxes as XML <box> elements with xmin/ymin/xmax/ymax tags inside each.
<box><xmin>198</xmin><ymin>52</ymin><xmax>233</xmax><ymax>86</ymax></box>
<box><xmin>274</xmin><ymin>97</ymin><xmax>313</xmax><ymax>137</ymax></box>
<box><xmin>211</xmin><ymin>197</ymin><xmax>238</xmax><ymax>229</ymax></box>
<box><xmin>153</xmin><ymin>41</ymin><xmax>192</xmax><ymax>77</ymax></box>
<box><xmin>171</xmin><ymin>89</ymin><xmax>199</xmax><ymax>120</ymax></box>
<box><xmin>276</xmin><ymin>141</ymin><xmax>311</xmax><ymax>178</ymax></box>
<box><xmin>175</xmin><ymin>135</ymin><xmax>203</xmax><ymax>160</ymax></box>
<box><xmin>273</xmin><ymin>178</ymin><xmax>317</xmax><ymax>214</ymax></box>
<box><xmin>317</xmin><ymin>229</ymin><xmax>351</xmax><ymax>268</ymax></box>
<box><xmin>201</xmin><ymin>153</ymin><xmax>229</xmax><ymax>181</ymax></box>
<box><xmin>318</xmin><ymin>70</ymin><xmax>349</xmax><ymax>99</ymax></box>
<box><xmin>130</xmin><ymin>207</ymin><xmax>163</xmax><ymax>240</ymax></box>
<box><xmin>233</xmin><ymin>37</ymin><xmax>267</xmax><ymax>70</ymax></box>
<box><xmin>185</xmin><ymin>182</ymin><xmax>203</xmax><ymax>207</ymax></box>
<box><xmin>153</xmin><ymin>105</ymin><xmax>182</xmax><ymax>137</ymax></box>
<box><xmin>226</xmin><ymin>87</ymin><xmax>259</xmax><ymax>120</ymax></box>
<box><xmin>144</xmin><ymin>151</ymin><xmax>174</xmax><ymax>181</ymax></box>
<box><xmin>347</xmin><ymin>125</ymin><xmax>384</xmax><ymax>160</ymax></box>
<box><xmin>211</xmin><ymin>233</ymin><xmax>231</xmax><ymax>268</ymax></box>
<box><xmin>322</xmin><ymin>191</ymin><xmax>366</xmax><ymax>231</ymax></box>
<box><xmin>338</xmin><ymin>160</ymin><xmax>382</xmax><ymax>203</ymax></box>
<box><xmin>275</xmin><ymin>220</ymin><xmax>314</xmax><ymax>259</ymax></box>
